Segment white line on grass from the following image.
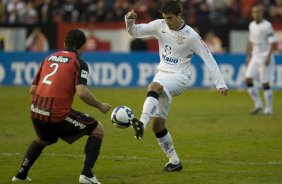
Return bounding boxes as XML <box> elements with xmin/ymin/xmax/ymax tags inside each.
<box><xmin>1</xmin><ymin>152</ymin><xmax>282</xmax><ymax>166</ymax></box>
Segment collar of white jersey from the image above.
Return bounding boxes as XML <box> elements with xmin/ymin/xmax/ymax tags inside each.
<box><xmin>176</xmin><ymin>20</ymin><xmax>185</xmax><ymax>31</ymax></box>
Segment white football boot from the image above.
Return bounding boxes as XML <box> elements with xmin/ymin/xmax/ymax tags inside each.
<box><xmin>79</xmin><ymin>175</ymin><xmax>101</xmax><ymax>184</ymax></box>
<box><xmin>11</xmin><ymin>176</ymin><xmax>32</xmax><ymax>182</ymax></box>
<box><xmin>263</xmin><ymin>107</ymin><xmax>272</xmax><ymax>115</ymax></box>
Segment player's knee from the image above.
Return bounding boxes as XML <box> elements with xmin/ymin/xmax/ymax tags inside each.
<box><xmin>245</xmin><ymin>78</ymin><xmax>253</xmax><ymax>87</ymax></box>
<box><xmin>36</xmin><ymin>138</ymin><xmax>58</xmax><ymax>146</ymax></box>
<box><xmin>262</xmin><ymin>83</ymin><xmax>271</xmax><ymax>90</ymax></box>
<box><xmin>152</xmin><ymin>123</ymin><xmax>163</xmax><ymax>133</ymax></box>
<box><xmin>151</xmin><ymin>118</ymin><xmax>166</xmax><ymax>133</ymax></box>
<box><xmin>91</xmin><ymin>122</ymin><xmax>104</xmax><ymax>139</ymax></box>
<box><xmin>147</xmin><ymin>82</ymin><xmax>163</xmax><ymax>94</ymax></box>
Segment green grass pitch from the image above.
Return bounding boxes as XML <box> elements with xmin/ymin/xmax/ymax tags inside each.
<box><xmin>0</xmin><ymin>87</ymin><xmax>281</xmax><ymax>184</ymax></box>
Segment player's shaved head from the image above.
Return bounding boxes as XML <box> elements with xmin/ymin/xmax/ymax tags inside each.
<box><xmin>252</xmin><ymin>4</ymin><xmax>263</xmax><ymax>13</ymax></box>
<box><xmin>251</xmin><ymin>5</ymin><xmax>264</xmax><ymax>22</ymax></box>
<box><xmin>65</xmin><ymin>29</ymin><xmax>86</xmax><ymax>50</ymax></box>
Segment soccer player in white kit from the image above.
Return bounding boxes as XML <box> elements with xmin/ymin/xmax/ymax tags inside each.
<box><xmin>125</xmin><ymin>1</ymin><xmax>228</xmax><ymax>171</ymax></box>
<box><xmin>245</xmin><ymin>5</ymin><xmax>277</xmax><ymax>115</ymax></box>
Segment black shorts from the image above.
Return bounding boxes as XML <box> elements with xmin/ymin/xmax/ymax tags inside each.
<box><xmin>32</xmin><ymin>109</ymin><xmax>98</xmax><ymax>144</ymax></box>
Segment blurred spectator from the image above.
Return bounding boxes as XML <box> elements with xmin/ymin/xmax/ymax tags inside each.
<box><xmin>18</xmin><ymin>1</ymin><xmax>38</xmax><ymax>24</ymax></box>
<box><xmin>61</xmin><ymin>0</ymin><xmax>79</xmax><ymax>22</ymax></box>
<box><xmin>147</xmin><ymin>0</ymin><xmax>164</xmax><ymax>20</ymax></box>
<box><xmin>84</xmin><ymin>25</ymin><xmax>101</xmax><ymax>51</ymax></box>
<box><xmin>195</xmin><ymin>0</ymin><xmax>211</xmax><ymax>23</ymax></box>
<box><xmin>131</xmin><ymin>0</ymin><xmax>148</xmax><ymax>21</ymax></box>
<box><xmin>50</xmin><ymin>0</ymin><xmax>64</xmax><ymax>23</ymax></box>
<box><xmin>107</xmin><ymin>0</ymin><xmax>130</xmax><ymax>22</ymax></box>
<box><xmin>94</xmin><ymin>0</ymin><xmax>107</xmax><ymax>22</ymax></box>
<box><xmin>36</xmin><ymin>0</ymin><xmax>54</xmax><ymax>24</ymax></box>
<box><xmin>225</xmin><ymin>0</ymin><xmax>241</xmax><ymax>23</ymax></box>
<box><xmin>77</xmin><ymin>0</ymin><xmax>96</xmax><ymax>23</ymax></box>
<box><xmin>0</xmin><ymin>0</ymin><xmax>6</xmax><ymax>23</ymax></box>
<box><xmin>0</xmin><ymin>33</ymin><xmax>4</xmax><ymax>50</ymax></box>
<box><xmin>204</xmin><ymin>31</ymin><xmax>224</xmax><ymax>53</ymax></box>
<box><xmin>7</xmin><ymin>0</ymin><xmax>25</xmax><ymax>24</ymax></box>
<box><xmin>209</xmin><ymin>0</ymin><xmax>227</xmax><ymax>24</ymax></box>
<box><xmin>269</xmin><ymin>0</ymin><xmax>282</xmax><ymax>24</ymax></box>
<box><xmin>0</xmin><ymin>0</ymin><xmax>280</xmax><ymax>26</ymax></box>
<box><xmin>130</xmin><ymin>38</ymin><xmax>148</xmax><ymax>51</ymax></box>
<box><xmin>26</xmin><ymin>27</ymin><xmax>49</xmax><ymax>52</ymax></box>
<box><xmin>241</xmin><ymin>0</ymin><xmax>257</xmax><ymax>21</ymax></box>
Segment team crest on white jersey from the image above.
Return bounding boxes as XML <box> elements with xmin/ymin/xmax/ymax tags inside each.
<box><xmin>164</xmin><ymin>45</ymin><xmax>172</xmax><ymax>55</ymax></box>
<box><xmin>177</xmin><ymin>35</ymin><xmax>185</xmax><ymax>45</ymax></box>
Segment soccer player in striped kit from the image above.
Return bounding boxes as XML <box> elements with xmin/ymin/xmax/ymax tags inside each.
<box><xmin>245</xmin><ymin>5</ymin><xmax>277</xmax><ymax>115</ymax></box>
<box><xmin>12</xmin><ymin>29</ymin><xmax>111</xmax><ymax>184</ymax></box>
<box><xmin>125</xmin><ymin>0</ymin><xmax>228</xmax><ymax>171</ymax></box>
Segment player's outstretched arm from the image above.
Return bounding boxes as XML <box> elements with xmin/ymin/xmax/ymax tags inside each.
<box><xmin>76</xmin><ymin>84</ymin><xmax>111</xmax><ymax>114</ymax></box>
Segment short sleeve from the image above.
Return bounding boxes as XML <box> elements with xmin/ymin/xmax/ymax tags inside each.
<box><xmin>266</xmin><ymin>24</ymin><xmax>277</xmax><ymax>44</ymax></box>
<box><xmin>76</xmin><ymin>60</ymin><xmax>89</xmax><ymax>86</ymax></box>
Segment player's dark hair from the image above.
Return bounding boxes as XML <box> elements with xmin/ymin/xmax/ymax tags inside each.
<box><xmin>65</xmin><ymin>29</ymin><xmax>86</xmax><ymax>50</ymax></box>
<box><xmin>160</xmin><ymin>0</ymin><xmax>182</xmax><ymax>15</ymax></box>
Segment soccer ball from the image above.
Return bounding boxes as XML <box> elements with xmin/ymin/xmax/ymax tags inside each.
<box><xmin>111</xmin><ymin>106</ymin><xmax>134</xmax><ymax>128</ymax></box>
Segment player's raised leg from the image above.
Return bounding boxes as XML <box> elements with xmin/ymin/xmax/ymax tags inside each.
<box><xmin>132</xmin><ymin>82</ymin><xmax>163</xmax><ymax>139</ymax></box>
<box><xmin>151</xmin><ymin>117</ymin><xmax>182</xmax><ymax>172</ymax></box>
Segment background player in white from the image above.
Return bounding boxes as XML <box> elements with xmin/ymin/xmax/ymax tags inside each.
<box><xmin>125</xmin><ymin>1</ymin><xmax>228</xmax><ymax>171</ymax></box>
<box><xmin>245</xmin><ymin>5</ymin><xmax>277</xmax><ymax>115</ymax></box>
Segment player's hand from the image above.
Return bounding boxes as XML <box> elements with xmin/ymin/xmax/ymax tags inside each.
<box><xmin>264</xmin><ymin>58</ymin><xmax>270</xmax><ymax>66</ymax></box>
<box><xmin>246</xmin><ymin>59</ymin><xmax>250</xmax><ymax>66</ymax></box>
<box><xmin>126</xmin><ymin>10</ymin><xmax>137</xmax><ymax>19</ymax></box>
<box><xmin>98</xmin><ymin>103</ymin><xmax>111</xmax><ymax>114</ymax></box>
<box><xmin>217</xmin><ymin>87</ymin><xmax>228</xmax><ymax>96</ymax></box>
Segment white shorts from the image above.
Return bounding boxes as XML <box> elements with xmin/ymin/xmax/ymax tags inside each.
<box><xmin>152</xmin><ymin>71</ymin><xmax>190</xmax><ymax>119</ymax></box>
<box><xmin>245</xmin><ymin>56</ymin><xmax>275</xmax><ymax>84</ymax></box>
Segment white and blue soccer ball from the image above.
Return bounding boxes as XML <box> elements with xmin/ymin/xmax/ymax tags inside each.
<box><xmin>111</xmin><ymin>106</ymin><xmax>134</xmax><ymax>128</ymax></box>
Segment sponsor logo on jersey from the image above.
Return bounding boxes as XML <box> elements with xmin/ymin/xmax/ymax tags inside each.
<box><xmin>164</xmin><ymin>45</ymin><xmax>172</xmax><ymax>55</ymax></box>
<box><xmin>47</xmin><ymin>55</ymin><xmax>71</xmax><ymax>63</ymax></box>
<box><xmin>162</xmin><ymin>54</ymin><xmax>179</xmax><ymax>65</ymax></box>
<box><xmin>266</xmin><ymin>32</ymin><xmax>274</xmax><ymax>38</ymax></box>
<box><xmin>162</xmin><ymin>45</ymin><xmax>178</xmax><ymax>65</ymax></box>
<box><xmin>30</xmin><ymin>105</ymin><xmax>50</xmax><ymax>116</ymax></box>
<box><xmin>81</xmin><ymin>70</ymin><xmax>88</xmax><ymax>79</ymax></box>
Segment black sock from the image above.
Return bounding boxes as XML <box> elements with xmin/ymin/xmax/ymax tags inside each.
<box><xmin>16</xmin><ymin>140</ymin><xmax>45</xmax><ymax>179</ymax></box>
<box><xmin>82</xmin><ymin>135</ymin><xmax>102</xmax><ymax>177</ymax></box>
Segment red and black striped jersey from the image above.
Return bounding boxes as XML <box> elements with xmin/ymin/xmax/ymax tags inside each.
<box><xmin>31</xmin><ymin>49</ymin><xmax>88</xmax><ymax>122</ymax></box>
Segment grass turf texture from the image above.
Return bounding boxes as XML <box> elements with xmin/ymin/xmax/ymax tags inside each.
<box><xmin>0</xmin><ymin>87</ymin><xmax>281</xmax><ymax>184</ymax></box>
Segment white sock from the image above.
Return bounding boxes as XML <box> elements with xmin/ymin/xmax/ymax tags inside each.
<box><xmin>157</xmin><ymin>132</ymin><xmax>180</xmax><ymax>164</ymax></box>
<box><xmin>247</xmin><ymin>86</ymin><xmax>263</xmax><ymax>108</ymax></box>
<box><xmin>264</xmin><ymin>89</ymin><xmax>273</xmax><ymax>113</ymax></box>
<box><xmin>139</xmin><ymin>97</ymin><xmax>158</xmax><ymax>128</ymax></box>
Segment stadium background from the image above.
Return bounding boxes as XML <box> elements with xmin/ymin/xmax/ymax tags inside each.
<box><xmin>0</xmin><ymin>1</ymin><xmax>282</xmax><ymax>184</ymax></box>
<box><xmin>0</xmin><ymin>0</ymin><xmax>282</xmax><ymax>89</ymax></box>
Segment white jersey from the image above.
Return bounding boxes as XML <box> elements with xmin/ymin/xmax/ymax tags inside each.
<box><xmin>249</xmin><ymin>19</ymin><xmax>277</xmax><ymax>60</ymax></box>
<box><xmin>125</xmin><ymin>17</ymin><xmax>227</xmax><ymax>89</ymax></box>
